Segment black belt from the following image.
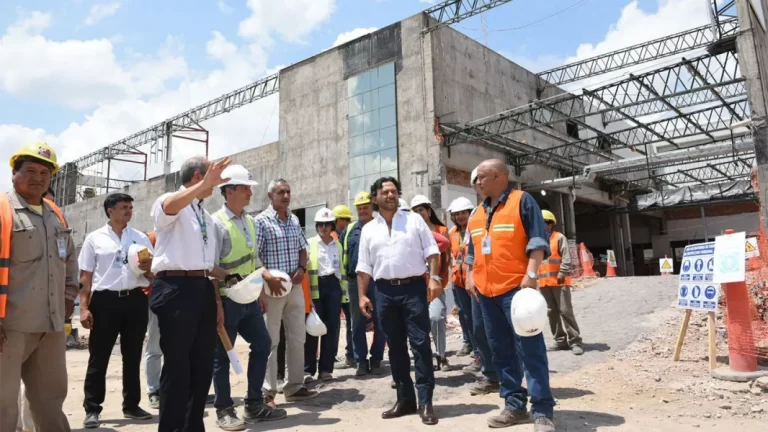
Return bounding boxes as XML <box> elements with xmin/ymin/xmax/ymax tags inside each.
<box><xmin>319</xmin><ymin>274</ymin><xmax>338</xmax><ymax>279</ymax></box>
<box><xmin>378</xmin><ymin>277</ymin><xmax>419</xmax><ymax>286</ymax></box>
<box><xmin>156</xmin><ymin>270</ymin><xmax>209</xmax><ymax>278</ymax></box>
<box><xmin>95</xmin><ymin>287</ymin><xmax>142</xmax><ymax>298</ymax></box>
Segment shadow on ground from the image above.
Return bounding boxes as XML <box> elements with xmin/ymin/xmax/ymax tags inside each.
<box><xmin>247</xmin><ymin>410</ymin><xmax>341</xmax><ymax>429</ymax></box>
<box><xmin>285</xmin><ymin>388</ymin><xmax>365</xmax><ymax>412</ymax></box>
<box><xmin>552</xmin><ymin>387</ymin><xmax>595</xmax><ymax>400</ymax></box>
<box><xmin>435</xmin><ymin>373</ymin><xmax>477</xmax><ymax>388</ymax></box>
<box><xmin>580</xmin><ymin>342</ymin><xmax>611</xmax><ymax>353</ymax></box>
<box><xmin>436</xmin><ymin>403</ymin><xmax>497</xmax><ymax>419</ymax></box>
<box><xmin>556</xmin><ymin>409</ymin><xmax>625</xmax><ymax>430</ymax></box>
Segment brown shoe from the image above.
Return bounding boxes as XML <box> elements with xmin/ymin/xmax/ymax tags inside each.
<box><xmin>487</xmin><ymin>409</ymin><xmax>531</xmax><ymax>428</ymax></box>
<box><xmin>381</xmin><ymin>400</ymin><xmax>417</xmax><ymax>419</ymax></box>
<box><xmin>284</xmin><ymin>387</ymin><xmax>318</xmax><ymax>402</ymax></box>
<box><xmin>469</xmin><ymin>378</ymin><xmax>500</xmax><ymax>396</ymax></box>
<box><xmin>419</xmin><ymin>404</ymin><xmax>438</xmax><ymax>425</ymax></box>
<box><xmin>534</xmin><ymin>416</ymin><xmax>556</xmax><ymax>432</ymax></box>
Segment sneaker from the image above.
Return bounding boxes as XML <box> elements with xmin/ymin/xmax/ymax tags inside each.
<box><xmin>469</xmin><ymin>378</ymin><xmax>500</xmax><ymax>396</ymax></box>
<box><xmin>215</xmin><ymin>407</ymin><xmax>246</xmax><ymax>431</ymax></box>
<box><xmin>284</xmin><ymin>387</ymin><xmax>319</xmax><ymax>402</ymax></box>
<box><xmin>123</xmin><ymin>407</ymin><xmax>152</xmax><ymax>420</ymax></box>
<box><xmin>276</xmin><ymin>378</ymin><xmax>285</xmax><ymax>394</ymax></box>
<box><xmin>335</xmin><ymin>356</ymin><xmax>356</xmax><ymax>369</ymax></box>
<box><xmin>534</xmin><ymin>416</ymin><xmax>556</xmax><ymax>432</ymax></box>
<box><xmin>571</xmin><ymin>344</ymin><xmax>584</xmax><ymax>356</ymax></box>
<box><xmin>457</xmin><ymin>344</ymin><xmax>473</xmax><ymax>356</ymax></box>
<box><xmin>487</xmin><ymin>409</ymin><xmax>531</xmax><ymax>428</ymax></box>
<box><xmin>243</xmin><ymin>404</ymin><xmax>288</xmax><ymax>423</ymax></box>
<box><xmin>83</xmin><ymin>412</ymin><xmax>100</xmax><ymax>429</ymax></box>
<box><xmin>547</xmin><ymin>342</ymin><xmax>569</xmax><ymax>352</ymax></box>
<box><xmin>148</xmin><ymin>393</ymin><xmax>160</xmax><ymax>410</ymax></box>
<box><xmin>355</xmin><ymin>362</ymin><xmax>369</xmax><ymax>376</ymax></box>
<box><xmin>319</xmin><ymin>371</ymin><xmax>334</xmax><ymax>381</ymax></box>
<box><xmin>369</xmin><ymin>360</ymin><xmax>384</xmax><ymax>375</ymax></box>
<box><xmin>462</xmin><ymin>357</ymin><xmax>482</xmax><ymax>373</ymax></box>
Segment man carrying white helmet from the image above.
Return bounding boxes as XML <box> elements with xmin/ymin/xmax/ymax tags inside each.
<box><xmin>211</xmin><ymin>165</ymin><xmax>287</xmax><ymax>430</ymax></box>
<box><xmin>303</xmin><ymin>208</ymin><xmax>348</xmax><ymax>381</ymax></box>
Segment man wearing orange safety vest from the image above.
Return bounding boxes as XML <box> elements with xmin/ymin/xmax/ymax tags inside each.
<box><xmin>538</xmin><ymin>210</ymin><xmax>583</xmax><ymax>356</ymax></box>
<box><xmin>465</xmin><ymin>159</ymin><xmax>556</xmax><ymax>432</ymax></box>
<box><xmin>0</xmin><ymin>142</ymin><xmax>78</xmax><ymax>432</ymax></box>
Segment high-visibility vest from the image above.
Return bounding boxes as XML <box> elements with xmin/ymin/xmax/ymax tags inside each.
<box><xmin>539</xmin><ymin>231</ymin><xmax>572</xmax><ymax>287</ymax></box>
<box><xmin>307</xmin><ymin>236</ymin><xmax>348</xmax><ymax>303</ymax></box>
<box><xmin>341</xmin><ymin>221</ymin><xmax>357</xmax><ymax>270</ymax></box>
<box><xmin>0</xmin><ymin>193</ymin><xmax>67</xmax><ymax>319</ymax></box>
<box><xmin>301</xmin><ymin>273</ymin><xmax>311</xmax><ymax>313</ymax></box>
<box><xmin>449</xmin><ymin>225</ymin><xmax>469</xmax><ymax>288</ymax></box>
<box><xmin>467</xmin><ymin>190</ymin><xmax>528</xmax><ymax>297</ymax></box>
<box><xmin>425</xmin><ymin>226</ymin><xmax>450</xmax><ymax>289</ymax></box>
<box><xmin>213</xmin><ymin>210</ymin><xmax>258</xmax><ymax>277</ymax></box>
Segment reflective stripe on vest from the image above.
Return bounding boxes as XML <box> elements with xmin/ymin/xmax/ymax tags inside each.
<box><xmin>0</xmin><ymin>193</ymin><xmax>67</xmax><ymax>319</ymax></box>
<box><xmin>467</xmin><ymin>190</ymin><xmax>528</xmax><ymax>297</ymax></box>
<box><xmin>213</xmin><ymin>210</ymin><xmax>258</xmax><ymax>277</ymax></box>
<box><xmin>342</xmin><ymin>221</ymin><xmax>357</xmax><ymax>270</ymax></box>
<box><xmin>308</xmin><ymin>236</ymin><xmax>348</xmax><ymax>303</ymax></box>
<box><xmin>539</xmin><ymin>231</ymin><xmax>572</xmax><ymax>287</ymax></box>
<box><xmin>449</xmin><ymin>226</ymin><xmax>469</xmax><ymax>288</ymax></box>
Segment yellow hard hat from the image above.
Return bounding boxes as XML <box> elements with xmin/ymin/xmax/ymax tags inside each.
<box><xmin>542</xmin><ymin>210</ymin><xmax>556</xmax><ymax>224</ymax></box>
<box><xmin>353</xmin><ymin>191</ymin><xmax>372</xmax><ymax>206</ymax></box>
<box><xmin>10</xmin><ymin>141</ymin><xmax>59</xmax><ymax>175</ymax></box>
<box><xmin>332</xmin><ymin>205</ymin><xmax>353</xmax><ymax>220</ymax></box>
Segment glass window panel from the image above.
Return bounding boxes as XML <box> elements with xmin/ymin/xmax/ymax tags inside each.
<box><xmin>383</xmin><ymin>169</ymin><xmax>398</xmax><ymax>180</ymax></box>
<box><xmin>350</xmin><ymin>135</ymin><xmax>365</xmax><ymax>157</ymax></box>
<box><xmin>380</xmin><ymin>147</ymin><xmax>398</xmax><ymax>172</ymax></box>
<box><xmin>364</xmin><ymin>152</ymin><xmax>381</xmax><ymax>173</ymax></box>
<box><xmin>349</xmin><ymin>94</ymin><xmax>364</xmax><ymax>116</ymax></box>
<box><xmin>349</xmin><ymin>114</ymin><xmax>364</xmax><ymax>137</ymax></box>
<box><xmin>350</xmin><ymin>156</ymin><xmax>365</xmax><ymax>178</ymax></box>
<box><xmin>350</xmin><ymin>177</ymin><xmax>366</xmax><ymax>197</ymax></box>
<box><xmin>378</xmin><ymin>84</ymin><xmax>395</xmax><ymax>108</ymax></box>
<box><xmin>379</xmin><ymin>104</ymin><xmax>396</xmax><ymax>129</ymax></box>
<box><xmin>379</xmin><ymin>126</ymin><xmax>396</xmax><ymax>150</ymax></box>
<box><xmin>347</xmin><ymin>72</ymin><xmax>371</xmax><ymax>97</ymax></box>
<box><xmin>365</xmin><ymin>173</ymin><xmax>381</xmax><ymax>190</ymax></box>
<box><xmin>364</xmin><ymin>131</ymin><xmax>379</xmax><ymax>154</ymax></box>
<box><xmin>363</xmin><ymin>90</ymin><xmax>379</xmax><ymax>113</ymax></box>
<box><xmin>378</xmin><ymin>63</ymin><xmax>395</xmax><ymax>86</ymax></box>
<box><xmin>363</xmin><ymin>111</ymin><xmax>379</xmax><ymax>133</ymax></box>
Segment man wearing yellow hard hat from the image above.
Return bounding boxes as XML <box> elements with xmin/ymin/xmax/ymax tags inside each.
<box><xmin>538</xmin><ymin>210</ymin><xmax>583</xmax><ymax>356</ymax></box>
<box><xmin>0</xmin><ymin>141</ymin><xmax>78</xmax><ymax>431</ymax></box>
<box><xmin>331</xmin><ymin>204</ymin><xmax>354</xmax><ymax>369</ymax></box>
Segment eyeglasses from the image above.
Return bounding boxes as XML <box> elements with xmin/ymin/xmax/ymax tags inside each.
<box><xmin>317</xmin><ymin>222</ymin><xmax>334</xmax><ymax>228</ymax></box>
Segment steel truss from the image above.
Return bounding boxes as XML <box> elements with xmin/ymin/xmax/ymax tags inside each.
<box><xmin>627</xmin><ymin>153</ymin><xmax>754</xmax><ymax>189</ymax></box>
<box><xmin>423</xmin><ymin>0</ymin><xmax>514</xmax><ymax>33</ymax></box>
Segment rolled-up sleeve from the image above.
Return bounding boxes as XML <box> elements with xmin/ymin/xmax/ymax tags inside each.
<box><xmin>520</xmin><ymin>193</ymin><xmax>551</xmax><ymax>259</ymax></box>
<box><xmin>415</xmin><ymin>217</ymin><xmax>439</xmax><ymax>259</ymax></box>
<box><xmin>152</xmin><ymin>193</ymin><xmax>178</xmax><ymax>232</ymax></box>
<box><xmin>65</xmin><ymin>228</ymin><xmax>79</xmax><ymax>300</ymax></box>
<box><xmin>355</xmin><ymin>226</ymin><xmax>373</xmax><ymax>276</ymax></box>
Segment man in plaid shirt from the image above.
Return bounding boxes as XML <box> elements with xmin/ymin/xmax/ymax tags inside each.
<box><xmin>254</xmin><ymin>179</ymin><xmax>318</xmax><ymax>407</ymax></box>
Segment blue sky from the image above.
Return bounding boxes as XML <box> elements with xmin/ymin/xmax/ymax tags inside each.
<box><xmin>0</xmin><ymin>0</ymin><xmax>713</xmax><ymax>189</ymax></box>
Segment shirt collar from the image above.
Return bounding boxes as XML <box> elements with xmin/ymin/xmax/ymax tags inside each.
<box><xmin>105</xmin><ymin>222</ymin><xmax>130</xmax><ymax>235</ymax></box>
<box><xmin>482</xmin><ymin>183</ymin><xmax>514</xmax><ymax>210</ymax></box>
<box><xmin>376</xmin><ymin>210</ymin><xmax>405</xmax><ymax>224</ymax></box>
<box><xmin>265</xmin><ymin>204</ymin><xmax>291</xmax><ymax>221</ymax></box>
<box><xmin>222</xmin><ymin>205</ymin><xmax>244</xmax><ymax>220</ymax></box>
<box><xmin>8</xmin><ymin>189</ymin><xmax>44</xmax><ymax>211</ymax></box>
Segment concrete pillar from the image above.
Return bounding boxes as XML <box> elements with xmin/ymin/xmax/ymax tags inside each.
<box><xmin>553</xmin><ymin>191</ymin><xmax>565</xmax><ymax>234</ymax></box>
<box><xmin>623</xmin><ymin>211</ymin><xmax>635</xmax><ymax>277</ymax></box>
<box><xmin>564</xmin><ymin>189</ymin><xmax>577</xmax><ymax>240</ymax></box>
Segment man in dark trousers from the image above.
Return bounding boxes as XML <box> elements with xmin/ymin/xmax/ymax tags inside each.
<box><xmin>149</xmin><ymin>156</ymin><xmax>230</xmax><ymax>431</ymax></box>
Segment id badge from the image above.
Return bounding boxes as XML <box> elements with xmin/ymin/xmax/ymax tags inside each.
<box><xmin>246</xmin><ymin>238</ymin><xmax>253</xmax><ymax>248</ymax></box>
<box><xmin>482</xmin><ymin>236</ymin><xmax>492</xmax><ymax>255</ymax></box>
<box><xmin>456</xmin><ymin>254</ymin><xmax>463</xmax><ymax>264</ymax></box>
<box><xmin>332</xmin><ymin>256</ymin><xmax>339</xmax><ymax>268</ymax></box>
<box><xmin>113</xmin><ymin>250</ymin><xmax>125</xmax><ymax>269</ymax></box>
<box><xmin>56</xmin><ymin>237</ymin><xmax>67</xmax><ymax>259</ymax></box>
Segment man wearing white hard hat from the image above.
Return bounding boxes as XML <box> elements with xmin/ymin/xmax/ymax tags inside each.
<box><xmin>210</xmin><ymin>165</ymin><xmax>287</xmax><ymax>430</ymax></box>
<box><xmin>77</xmin><ymin>192</ymin><xmax>154</xmax><ymax>428</ymax></box>
<box><xmin>303</xmin><ymin>208</ymin><xmax>348</xmax><ymax>381</ymax></box>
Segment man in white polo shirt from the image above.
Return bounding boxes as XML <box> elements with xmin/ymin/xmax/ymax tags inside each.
<box><xmin>150</xmin><ymin>156</ymin><xmax>230</xmax><ymax>431</ymax></box>
<box><xmin>78</xmin><ymin>192</ymin><xmax>154</xmax><ymax>429</ymax></box>
<box><xmin>356</xmin><ymin>176</ymin><xmax>442</xmax><ymax>426</ymax></box>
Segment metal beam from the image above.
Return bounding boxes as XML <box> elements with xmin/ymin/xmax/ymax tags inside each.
<box><xmin>422</xmin><ymin>0</ymin><xmax>515</xmax><ymax>33</ymax></box>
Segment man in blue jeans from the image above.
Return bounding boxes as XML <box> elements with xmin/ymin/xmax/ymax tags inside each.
<box><xmin>344</xmin><ymin>192</ymin><xmax>386</xmax><ymax>376</ymax></box>
<box><xmin>466</xmin><ymin>159</ymin><xmax>556</xmax><ymax>432</ymax></box>
<box><xmin>211</xmin><ymin>165</ymin><xmax>287</xmax><ymax>430</ymax></box>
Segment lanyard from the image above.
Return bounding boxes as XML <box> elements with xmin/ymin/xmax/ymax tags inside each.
<box><xmin>191</xmin><ymin>203</ymin><xmax>209</xmax><ymax>245</ymax></box>
<box><xmin>484</xmin><ymin>200</ymin><xmax>503</xmax><ymax>232</ymax></box>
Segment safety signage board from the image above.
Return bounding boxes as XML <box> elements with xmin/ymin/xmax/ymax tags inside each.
<box><xmin>678</xmin><ymin>242</ymin><xmax>720</xmax><ymax>311</ymax></box>
<box><xmin>659</xmin><ymin>258</ymin><xmax>673</xmax><ymax>274</ymax></box>
<box><xmin>746</xmin><ymin>237</ymin><xmax>760</xmax><ymax>259</ymax></box>
<box><xmin>713</xmin><ymin>231</ymin><xmax>746</xmax><ymax>284</ymax></box>
<box><xmin>606</xmin><ymin>249</ymin><xmax>617</xmax><ymax>267</ymax></box>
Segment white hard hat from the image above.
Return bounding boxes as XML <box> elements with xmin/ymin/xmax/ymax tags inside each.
<box><xmin>264</xmin><ymin>269</ymin><xmax>293</xmax><ymax>298</ymax></box>
<box><xmin>410</xmin><ymin>195</ymin><xmax>431</xmax><ymax>209</ymax></box>
<box><xmin>314</xmin><ymin>207</ymin><xmax>335</xmax><ymax>223</ymax></box>
<box><xmin>223</xmin><ymin>268</ymin><xmax>265</xmax><ymax>304</ymax></box>
<box><xmin>471</xmin><ymin>166</ymin><xmax>479</xmax><ymax>185</ymax></box>
<box><xmin>127</xmin><ymin>244</ymin><xmax>152</xmax><ymax>276</ymax></box>
<box><xmin>449</xmin><ymin>197</ymin><xmax>474</xmax><ymax>213</ymax></box>
<box><xmin>511</xmin><ymin>288</ymin><xmax>548</xmax><ymax>337</ymax></box>
<box><xmin>220</xmin><ymin>164</ymin><xmax>258</xmax><ymax>187</ymax></box>
<box><xmin>398</xmin><ymin>198</ymin><xmax>409</xmax><ymax>210</ymax></box>
<box><xmin>306</xmin><ymin>309</ymin><xmax>328</xmax><ymax>337</ymax></box>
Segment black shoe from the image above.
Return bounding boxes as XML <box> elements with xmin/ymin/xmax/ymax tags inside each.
<box><xmin>382</xmin><ymin>400</ymin><xmax>418</xmax><ymax>419</ymax></box>
<box><xmin>419</xmin><ymin>404</ymin><xmax>438</xmax><ymax>425</ymax></box>
<box><xmin>369</xmin><ymin>360</ymin><xmax>384</xmax><ymax>375</ymax></box>
<box><xmin>123</xmin><ymin>407</ymin><xmax>152</xmax><ymax>420</ymax></box>
<box><xmin>243</xmin><ymin>404</ymin><xmax>288</xmax><ymax>423</ymax></box>
<box><xmin>206</xmin><ymin>394</ymin><xmax>215</xmax><ymax>404</ymax></box>
<box><xmin>355</xmin><ymin>362</ymin><xmax>369</xmax><ymax>376</ymax></box>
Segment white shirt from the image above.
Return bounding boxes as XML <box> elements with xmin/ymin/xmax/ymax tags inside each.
<box><xmin>151</xmin><ymin>186</ymin><xmax>218</xmax><ymax>273</ymax></box>
<box><xmin>78</xmin><ymin>224</ymin><xmax>154</xmax><ymax>291</ymax></box>
<box><xmin>356</xmin><ymin>210</ymin><xmax>439</xmax><ymax>280</ymax></box>
<box><xmin>316</xmin><ymin>238</ymin><xmax>341</xmax><ymax>279</ymax></box>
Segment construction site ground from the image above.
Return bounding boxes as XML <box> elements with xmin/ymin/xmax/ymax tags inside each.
<box><xmin>61</xmin><ymin>276</ymin><xmax>768</xmax><ymax>431</ymax></box>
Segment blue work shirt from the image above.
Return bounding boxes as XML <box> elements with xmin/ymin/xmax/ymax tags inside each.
<box><xmin>466</xmin><ymin>185</ymin><xmax>551</xmax><ymax>265</ymax></box>
<box><xmin>343</xmin><ymin>221</ymin><xmax>363</xmax><ymax>278</ymax></box>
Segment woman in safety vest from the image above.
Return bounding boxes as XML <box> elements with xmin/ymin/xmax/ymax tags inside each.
<box><xmin>446</xmin><ymin>197</ymin><xmax>476</xmax><ymax>358</ymax></box>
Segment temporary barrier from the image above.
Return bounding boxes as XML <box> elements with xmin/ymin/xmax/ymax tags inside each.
<box><xmin>576</xmin><ymin>243</ymin><xmax>597</xmax><ymax>278</ymax></box>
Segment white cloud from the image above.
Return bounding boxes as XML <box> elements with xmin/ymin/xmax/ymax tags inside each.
<box><xmin>84</xmin><ymin>1</ymin><xmax>121</xmax><ymax>26</ymax></box>
<box><xmin>239</xmin><ymin>0</ymin><xmax>336</xmax><ymax>44</ymax></box>
<box><xmin>216</xmin><ymin>0</ymin><xmax>233</xmax><ymax>13</ymax></box>
<box><xmin>332</xmin><ymin>27</ymin><xmax>378</xmax><ymax>48</ymax></box>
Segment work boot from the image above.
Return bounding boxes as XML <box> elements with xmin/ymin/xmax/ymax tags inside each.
<box><xmin>462</xmin><ymin>356</ymin><xmax>482</xmax><ymax>373</ymax></box>
<box><xmin>148</xmin><ymin>393</ymin><xmax>160</xmax><ymax>410</ymax></box>
<box><xmin>216</xmin><ymin>407</ymin><xmax>246</xmax><ymax>431</ymax></box>
<box><xmin>285</xmin><ymin>387</ymin><xmax>319</xmax><ymax>402</ymax></box>
<box><xmin>319</xmin><ymin>371</ymin><xmax>334</xmax><ymax>381</ymax></box>
<box><xmin>419</xmin><ymin>404</ymin><xmax>438</xmax><ymax>425</ymax></box>
<box><xmin>469</xmin><ymin>378</ymin><xmax>500</xmax><ymax>396</ymax></box>
<box><xmin>571</xmin><ymin>344</ymin><xmax>584</xmax><ymax>356</ymax></box>
<box><xmin>370</xmin><ymin>360</ymin><xmax>384</xmax><ymax>375</ymax></box>
<box><xmin>534</xmin><ymin>416</ymin><xmax>556</xmax><ymax>432</ymax></box>
<box><xmin>243</xmin><ymin>404</ymin><xmax>288</xmax><ymax>423</ymax></box>
<box><xmin>123</xmin><ymin>407</ymin><xmax>152</xmax><ymax>420</ymax></box>
<box><xmin>83</xmin><ymin>413</ymin><xmax>100</xmax><ymax>429</ymax></box>
<box><xmin>335</xmin><ymin>356</ymin><xmax>356</xmax><ymax>369</ymax></box>
<box><xmin>547</xmin><ymin>342</ymin><xmax>569</xmax><ymax>352</ymax></box>
<box><xmin>356</xmin><ymin>361</ymin><xmax>369</xmax><ymax>376</ymax></box>
<box><xmin>487</xmin><ymin>409</ymin><xmax>531</xmax><ymax>428</ymax></box>
<box><xmin>457</xmin><ymin>344</ymin><xmax>473</xmax><ymax>357</ymax></box>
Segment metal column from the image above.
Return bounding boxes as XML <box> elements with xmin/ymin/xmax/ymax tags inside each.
<box><xmin>623</xmin><ymin>211</ymin><xmax>635</xmax><ymax>276</ymax></box>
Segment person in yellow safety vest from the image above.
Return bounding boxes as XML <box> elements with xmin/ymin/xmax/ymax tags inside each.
<box><xmin>538</xmin><ymin>210</ymin><xmax>583</xmax><ymax>356</ymax></box>
<box><xmin>0</xmin><ymin>141</ymin><xmax>77</xmax><ymax>432</ymax></box>
<box><xmin>331</xmin><ymin>204</ymin><xmax>354</xmax><ymax>369</ymax></box>
<box><xmin>210</xmin><ymin>164</ymin><xmax>287</xmax><ymax>430</ymax></box>
<box><xmin>304</xmin><ymin>208</ymin><xmax>348</xmax><ymax>381</ymax></box>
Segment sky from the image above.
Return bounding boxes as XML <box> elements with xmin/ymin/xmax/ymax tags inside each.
<box><xmin>0</xmin><ymin>0</ymin><xmax>716</xmax><ymax>192</ymax></box>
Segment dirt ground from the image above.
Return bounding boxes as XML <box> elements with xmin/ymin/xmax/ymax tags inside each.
<box><xmin>60</xmin><ymin>276</ymin><xmax>768</xmax><ymax>431</ymax></box>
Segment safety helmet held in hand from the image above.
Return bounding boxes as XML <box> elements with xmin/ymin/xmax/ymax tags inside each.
<box><xmin>353</xmin><ymin>191</ymin><xmax>372</xmax><ymax>206</ymax></box>
<box><xmin>220</xmin><ymin>165</ymin><xmax>258</xmax><ymax>187</ymax></box>
<box><xmin>127</xmin><ymin>244</ymin><xmax>152</xmax><ymax>277</ymax></box>
<box><xmin>511</xmin><ymin>288</ymin><xmax>548</xmax><ymax>337</ymax></box>
<box><xmin>264</xmin><ymin>269</ymin><xmax>292</xmax><ymax>298</ymax></box>
<box><xmin>410</xmin><ymin>195</ymin><xmax>431</xmax><ymax>209</ymax></box>
<box><xmin>332</xmin><ymin>205</ymin><xmax>353</xmax><ymax>219</ymax></box>
<box><xmin>448</xmin><ymin>197</ymin><xmax>474</xmax><ymax>214</ymax></box>
<box><xmin>10</xmin><ymin>141</ymin><xmax>60</xmax><ymax>175</ymax></box>
<box><xmin>314</xmin><ymin>207</ymin><xmax>336</xmax><ymax>223</ymax></box>
<box><xmin>306</xmin><ymin>309</ymin><xmax>328</xmax><ymax>337</ymax></box>
<box><xmin>542</xmin><ymin>210</ymin><xmax>557</xmax><ymax>224</ymax></box>
<box><xmin>223</xmin><ymin>268</ymin><xmax>266</xmax><ymax>304</ymax></box>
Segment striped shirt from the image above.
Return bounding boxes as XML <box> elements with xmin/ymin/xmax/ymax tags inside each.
<box><xmin>253</xmin><ymin>205</ymin><xmax>308</xmax><ymax>275</ymax></box>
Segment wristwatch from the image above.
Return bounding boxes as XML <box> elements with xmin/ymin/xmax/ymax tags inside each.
<box><xmin>430</xmin><ymin>275</ymin><xmax>442</xmax><ymax>282</ymax></box>
<box><xmin>526</xmin><ymin>271</ymin><xmax>538</xmax><ymax>280</ymax></box>
<box><xmin>297</xmin><ymin>265</ymin><xmax>307</xmax><ymax>273</ymax></box>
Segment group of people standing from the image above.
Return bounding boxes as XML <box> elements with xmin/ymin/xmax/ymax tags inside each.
<box><xmin>0</xmin><ymin>140</ymin><xmax>582</xmax><ymax>432</ymax></box>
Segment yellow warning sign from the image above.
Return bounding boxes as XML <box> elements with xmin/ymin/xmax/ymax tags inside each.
<box><xmin>662</xmin><ymin>261</ymin><xmax>672</xmax><ymax>269</ymax></box>
<box><xmin>659</xmin><ymin>257</ymin><xmax>673</xmax><ymax>273</ymax></box>
<box><xmin>746</xmin><ymin>237</ymin><xmax>760</xmax><ymax>258</ymax></box>
<box><xmin>746</xmin><ymin>242</ymin><xmax>756</xmax><ymax>252</ymax></box>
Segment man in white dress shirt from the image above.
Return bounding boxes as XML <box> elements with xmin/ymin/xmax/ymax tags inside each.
<box><xmin>78</xmin><ymin>192</ymin><xmax>154</xmax><ymax>429</ymax></box>
<box><xmin>149</xmin><ymin>156</ymin><xmax>229</xmax><ymax>431</ymax></box>
<box><xmin>356</xmin><ymin>176</ymin><xmax>442</xmax><ymax>426</ymax></box>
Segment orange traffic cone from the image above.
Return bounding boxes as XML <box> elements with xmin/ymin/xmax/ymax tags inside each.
<box><xmin>605</xmin><ymin>263</ymin><xmax>616</xmax><ymax>277</ymax></box>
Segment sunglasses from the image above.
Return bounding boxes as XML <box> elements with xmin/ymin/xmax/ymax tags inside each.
<box><xmin>317</xmin><ymin>222</ymin><xmax>334</xmax><ymax>228</ymax></box>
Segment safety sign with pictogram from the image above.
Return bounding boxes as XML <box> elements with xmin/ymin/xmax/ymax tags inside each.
<box><xmin>745</xmin><ymin>237</ymin><xmax>760</xmax><ymax>259</ymax></box>
<box><xmin>659</xmin><ymin>257</ymin><xmax>673</xmax><ymax>274</ymax></box>
<box><xmin>713</xmin><ymin>231</ymin><xmax>746</xmax><ymax>284</ymax></box>
<box><xmin>677</xmin><ymin>242</ymin><xmax>720</xmax><ymax>311</ymax></box>
<box><xmin>606</xmin><ymin>249</ymin><xmax>617</xmax><ymax>267</ymax></box>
